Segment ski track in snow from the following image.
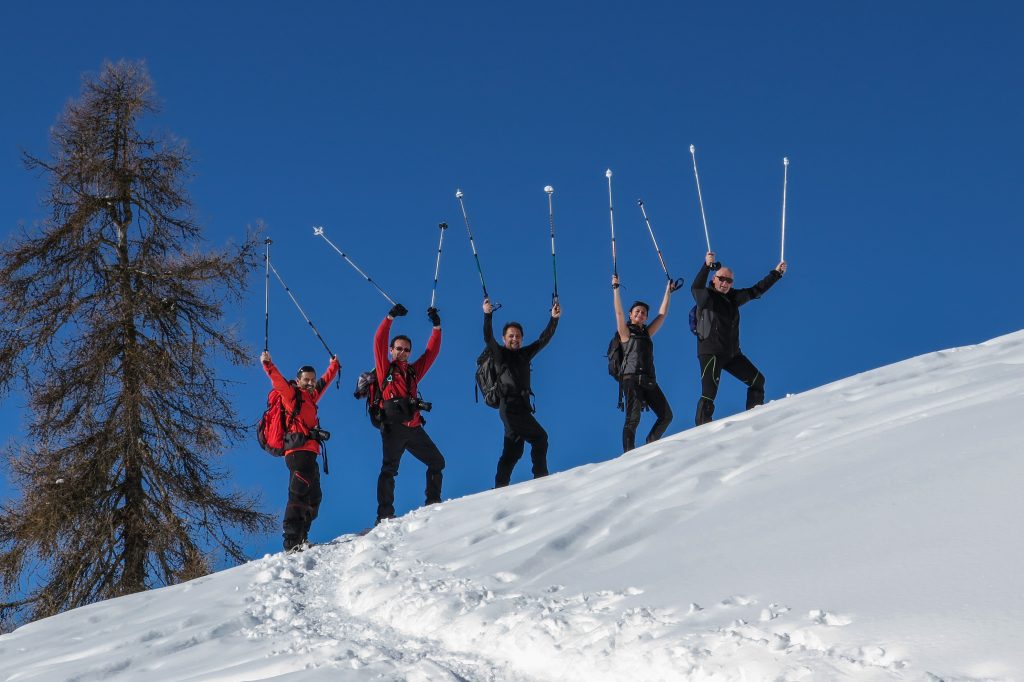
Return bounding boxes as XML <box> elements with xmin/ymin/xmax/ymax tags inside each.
<box><xmin>242</xmin><ymin>522</ymin><xmax>912</xmax><ymax>681</ymax></box>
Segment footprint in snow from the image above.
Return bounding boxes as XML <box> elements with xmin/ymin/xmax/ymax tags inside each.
<box><xmin>759</xmin><ymin>602</ymin><xmax>791</xmax><ymax>621</ymax></box>
<box><xmin>809</xmin><ymin>609</ymin><xmax>852</xmax><ymax>626</ymax></box>
<box><xmin>720</xmin><ymin>595</ymin><xmax>757</xmax><ymax>607</ymax></box>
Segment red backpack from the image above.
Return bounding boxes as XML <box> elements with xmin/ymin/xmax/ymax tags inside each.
<box><xmin>257</xmin><ymin>385</ymin><xmax>303</xmax><ymax>456</ymax></box>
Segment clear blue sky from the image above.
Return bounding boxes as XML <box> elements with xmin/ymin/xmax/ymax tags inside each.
<box><xmin>1</xmin><ymin>2</ymin><xmax>1022</xmax><ymax>559</ymax></box>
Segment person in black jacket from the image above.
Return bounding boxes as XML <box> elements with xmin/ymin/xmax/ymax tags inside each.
<box><xmin>691</xmin><ymin>251</ymin><xmax>787</xmax><ymax>425</ymax></box>
<box><xmin>612</xmin><ymin>274</ymin><xmax>674</xmax><ymax>453</ymax></box>
<box><xmin>483</xmin><ymin>298</ymin><xmax>561</xmax><ymax>487</ymax></box>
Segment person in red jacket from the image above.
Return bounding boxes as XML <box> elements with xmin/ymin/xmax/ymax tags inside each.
<box><xmin>373</xmin><ymin>303</ymin><xmax>444</xmax><ymax>525</ymax></box>
<box><xmin>261</xmin><ymin>350</ymin><xmax>340</xmax><ymax>551</ymax></box>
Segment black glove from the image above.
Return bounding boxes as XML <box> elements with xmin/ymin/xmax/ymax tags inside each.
<box><xmin>427</xmin><ymin>307</ymin><xmax>441</xmax><ymax>326</ymax></box>
<box><xmin>388</xmin><ymin>303</ymin><xmax>408</xmax><ymax>318</ymax></box>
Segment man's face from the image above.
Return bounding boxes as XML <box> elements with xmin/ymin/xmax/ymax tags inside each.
<box><xmin>390</xmin><ymin>340</ymin><xmax>412</xmax><ymax>362</ymax></box>
<box><xmin>629</xmin><ymin>305</ymin><xmax>649</xmax><ymax>325</ymax></box>
<box><xmin>297</xmin><ymin>371</ymin><xmax>317</xmax><ymax>392</ymax></box>
<box><xmin>503</xmin><ymin>326</ymin><xmax>523</xmax><ymax>350</ymax></box>
<box><xmin>713</xmin><ymin>268</ymin><xmax>734</xmax><ymax>293</ymax></box>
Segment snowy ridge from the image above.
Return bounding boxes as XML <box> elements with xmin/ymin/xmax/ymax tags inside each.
<box><xmin>2</xmin><ymin>331</ymin><xmax>1023</xmax><ymax>681</ymax></box>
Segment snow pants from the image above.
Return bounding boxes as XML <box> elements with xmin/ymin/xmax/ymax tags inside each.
<box><xmin>621</xmin><ymin>374</ymin><xmax>673</xmax><ymax>453</ymax></box>
<box><xmin>695</xmin><ymin>352</ymin><xmax>765</xmax><ymax>426</ymax></box>
<box><xmin>284</xmin><ymin>450</ymin><xmax>321</xmax><ymax>545</ymax></box>
<box><xmin>377</xmin><ymin>423</ymin><xmax>445</xmax><ymax>523</ymax></box>
<box><xmin>495</xmin><ymin>400</ymin><xmax>549</xmax><ymax>488</ymax></box>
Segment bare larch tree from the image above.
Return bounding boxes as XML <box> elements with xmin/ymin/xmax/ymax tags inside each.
<box><xmin>0</xmin><ymin>60</ymin><xmax>273</xmax><ymax>624</ymax></box>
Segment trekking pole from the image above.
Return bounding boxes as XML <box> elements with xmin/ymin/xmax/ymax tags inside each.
<box><xmin>637</xmin><ymin>199</ymin><xmax>685</xmax><ymax>291</ymax></box>
<box><xmin>780</xmin><ymin>157</ymin><xmax>789</xmax><ymax>262</ymax></box>
<box><xmin>264</xmin><ymin>237</ymin><xmax>271</xmax><ymax>352</ymax></box>
<box><xmin>545</xmin><ymin>185</ymin><xmax>559</xmax><ymax>304</ymax></box>
<box><xmin>455</xmin><ymin>188</ymin><xmax>501</xmax><ymax>310</ymax></box>
<box><xmin>268</xmin><ymin>262</ymin><xmax>334</xmax><ymax>357</ymax></box>
<box><xmin>312</xmin><ymin>226</ymin><xmax>398</xmax><ymax>306</ymax></box>
<box><xmin>689</xmin><ymin>145</ymin><xmax>713</xmax><ymax>254</ymax></box>
<box><xmin>430</xmin><ymin>222</ymin><xmax>448</xmax><ymax>309</ymax></box>
<box><xmin>606</xmin><ymin>169</ymin><xmax>618</xmax><ymax>278</ymax></box>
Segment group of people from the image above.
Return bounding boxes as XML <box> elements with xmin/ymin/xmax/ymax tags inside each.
<box><xmin>260</xmin><ymin>252</ymin><xmax>787</xmax><ymax>551</ymax></box>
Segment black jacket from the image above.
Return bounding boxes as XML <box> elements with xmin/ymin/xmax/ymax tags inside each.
<box><xmin>691</xmin><ymin>263</ymin><xmax>781</xmax><ymax>357</ymax></box>
<box><xmin>483</xmin><ymin>313</ymin><xmax>558</xmax><ymax>404</ymax></box>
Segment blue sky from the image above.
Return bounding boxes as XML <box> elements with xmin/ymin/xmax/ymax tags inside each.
<box><xmin>1</xmin><ymin>2</ymin><xmax>1022</xmax><ymax>560</ymax></box>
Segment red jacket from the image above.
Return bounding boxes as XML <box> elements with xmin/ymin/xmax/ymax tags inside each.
<box><xmin>263</xmin><ymin>357</ymin><xmax>340</xmax><ymax>455</ymax></box>
<box><xmin>374</xmin><ymin>316</ymin><xmax>441</xmax><ymax>427</ymax></box>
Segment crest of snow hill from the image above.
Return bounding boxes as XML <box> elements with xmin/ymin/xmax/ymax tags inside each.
<box><xmin>2</xmin><ymin>332</ymin><xmax>1023</xmax><ymax>680</ymax></box>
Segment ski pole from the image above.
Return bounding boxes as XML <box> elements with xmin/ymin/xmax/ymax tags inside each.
<box><xmin>312</xmin><ymin>226</ymin><xmax>397</xmax><ymax>306</ymax></box>
<box><xmin>780</xmin><ymin>157</ymin><xmax>789</xmax><ymax>262</ymax></box>
<box><xmin>455</xmin><ymin>188</ymin><xmax>500</xmax><ymax>310</ymax></box>
<box><xmin>264</xmin><ymin>237</ymin><xmax>271</xmax><ymax>352</ymax></box>
<box><xmin>545</xmin><ymin>185</ymin><xmax>559</xmax><ymax>304</ymax></box>
<box><xmin>637</xmin><ymin>199</ymin><xmax>685</xmax><ymax>291</ymax></box>
<box><xmin>689</xmin><ymin>144</ymin><xmax>713</xmax><ymax>254</ymax></box>
<box><xmin>430</xmin><ymin>222</ymin><xmax>448</xmax><ymax>309</ymax></box>
<box><xmin>268</xmin><ymin>262</ymin><xmax>334</xmax><ymax>357</ymax></box>
<box><xmin>606</xmin><ymin>169</ymin><xmax>618</xmax><ymax>278</ymax></box>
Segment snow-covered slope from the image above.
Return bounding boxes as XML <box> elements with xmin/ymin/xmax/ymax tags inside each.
<box><xmin>3</xmin><ymin>332</ymin><xmax>1023</xmax><ymax>681</ymax></box>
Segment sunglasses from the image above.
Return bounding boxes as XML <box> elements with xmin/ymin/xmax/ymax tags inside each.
<box><xmin>392</xmin><ymin>346</ymin><xmax>411</xmax><ymax>353</ymax></box>
<box><xmin>716</xmin><ymin>276</ymin><xmax>734</xmax><ymax>284</ymax></box>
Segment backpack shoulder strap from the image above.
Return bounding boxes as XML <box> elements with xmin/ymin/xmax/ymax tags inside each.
<box><xmin>380</xmin><ymin>362</ymin><xmax>419</xmax><ymax>396</ymax></box>
<box><xmin>618</xmin><ymin>334</ymin><xmax>638</xmax><ymax>378</ymax></box>
<box><xmin>279</xmin><ymin>384</ymin><xmax>304</xmax><ymax>432</ymax></box>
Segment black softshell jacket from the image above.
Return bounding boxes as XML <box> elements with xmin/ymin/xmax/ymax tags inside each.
<box><xmin>483</xmin><ymin>313</ymin><xmax>558</xmax><ymax>403</ymax></box>
<box><xmin>691</xmin><ymin>263</ymin><xmax>781</xmax><ymax>357</ymax></box>
<box><xmin>619</xmin><ymin>324</ymin><xmax>656</xmax><ymax>378</ymax></box>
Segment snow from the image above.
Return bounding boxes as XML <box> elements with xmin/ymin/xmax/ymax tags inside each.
<box><xmin>2</xmin><ymin>331</ymin><xmax>1023</xmax><ymax>681</ymax></box>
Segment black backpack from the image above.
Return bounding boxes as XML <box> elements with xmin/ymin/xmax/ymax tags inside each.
<box><xmin>475</xmin><ymin>348</ymin><xmax>501</xmax><ymax>409</ymax></box>
<box><xmin>607</xmin><ymin>331</ymin><xmax>646</xmax><ymax>411</ymax></box>
<box><xmin>606</xmin><ymin>332</ymin><xmax>624</xmax><ymax>379</ymax></box>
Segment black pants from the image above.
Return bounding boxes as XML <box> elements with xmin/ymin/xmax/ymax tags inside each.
<box><xmin>377</xmin><ymin>423</ymin><xmax>445</xmax><ymax>522</ymax></box>
<box><xmin>495</xmin><ymin>400</ymin><xmax>549</xmax><ymax>488</ymax></box>
<box><xmin>284</xmin><ymin>450</ymin><xmax>321</xmax><ymax>542</ymax></box>
<box><xmin>621</xmin><ymin>374</ymin><xmax>673</xmax><ymax>453</ymax></box>
<box><xmin>695</xmin><ymin>352</ymin><xmax>765</xmax><ymax>425</ymax></box>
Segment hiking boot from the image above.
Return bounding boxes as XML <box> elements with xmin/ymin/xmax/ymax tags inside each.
<box><xmin>283</xmin><ymin>534</ymin><xmax>304</xmax><ymax>552</ymax></box>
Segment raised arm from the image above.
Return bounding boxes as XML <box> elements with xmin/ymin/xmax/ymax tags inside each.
<box><xmin>411</xmin><ymin>327</ymin><xmax>442</xmax><ymax>378</ymax></box>
<box><xmin>691</xmin><ymin>251</ymin><xmax>715</xmax><ymax>307</ymax></box>
<box><xmin>483</xmin><ymin>299</ymin><xmax>501</xmax><ymax>353</ymax></box>
<box><xmin>646</xmin><ymin>279</ymin><xmax>673</xmax><ymax>337</ymax></box>
<box><xmin>373</xmin><ymin>315</ymin><xmax>394</xmax><ymax>379</ymax></box>
<box><xmin>261</xmin><ymin>352</ymin><xmax>298</xmax><ymax>411</ymax></box>
<box><xmin>735</xmin><ymin>263</ymin><xmax>785</xmax><ymax>307</ymax></box>
<box><xmin>522</xmin><ymin>304</ymin><xmax>560</xmax><ymax>360</ymax></box>
<box><xmin>313</xmin><ymin>356</ymin><xmax>341</xmax><ymax>399</ymax></box>
<box><xmin>612</xmin><ymin>275</ymin><xmax>629</xmax><ymax>343</ymax></box>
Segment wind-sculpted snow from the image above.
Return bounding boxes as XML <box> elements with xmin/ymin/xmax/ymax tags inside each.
<box><xmin>2</xmin><ymin>331</ymin><xmax>1023</xmax><ymax>680</ymax></box>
